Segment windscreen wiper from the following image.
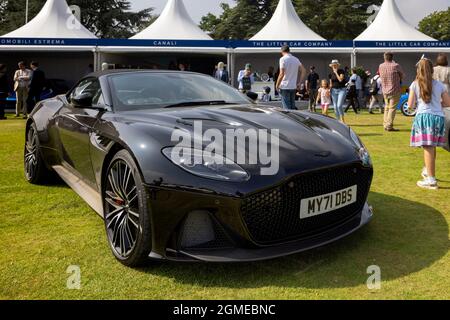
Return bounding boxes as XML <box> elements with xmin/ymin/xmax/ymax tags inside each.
<box><xmin>164</xmin><ymin>100</ymin><xmax>236</xmax><ymax>108</ymax></box>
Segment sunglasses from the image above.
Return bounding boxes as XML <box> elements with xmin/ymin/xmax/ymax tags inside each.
<box><xmin>416</xmin><ymin>54</ymin><xmax>431</xmax><ymax>67</ymax></box>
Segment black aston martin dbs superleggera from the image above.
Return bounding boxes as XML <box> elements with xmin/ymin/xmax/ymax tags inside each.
<box><xmin>25</xmin><ymin>70</ymin><xmax>373</xmax><ymax>267</ymax></box>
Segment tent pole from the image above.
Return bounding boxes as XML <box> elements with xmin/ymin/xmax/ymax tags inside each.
<box><xmin>228</xmin><ymin>50</ymin><xmax>235</xmax><ymax>87</ymax></box>
<box><xmin>351</xmin><ymin>49</ymin><xmax>357</xmax><ymax>68</ymax></box>
<box><xmin>25</xmin><ymin>0</ymin><xmax>29</xmax><ymax>23</ymax></box>
<box><xmin>93</xmin><ymin>49</ymin><xmax>98</xmax><ymax>72</ymax></box>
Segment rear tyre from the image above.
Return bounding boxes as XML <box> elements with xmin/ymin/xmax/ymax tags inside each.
<box><xmin>103</xmin><ymin>149</ymin><xmax>152</xmax><ymax>267</ymax></box>
<box><xmin>24</xmin><ymin>123</ymin><xmax>52</xmax><ymax>184</ymax></box>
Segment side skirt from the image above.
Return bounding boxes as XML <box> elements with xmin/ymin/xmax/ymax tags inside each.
<box><xmin>52</xmin><ymin>165</ymin><xmax>104</xmax><ymax>218</ymax></box>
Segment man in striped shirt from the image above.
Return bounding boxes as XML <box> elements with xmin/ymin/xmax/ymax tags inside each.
<box><xmin>379</xmin><ymin>52</ymin><xmax>405</xmax><ymax>132</ymax></box>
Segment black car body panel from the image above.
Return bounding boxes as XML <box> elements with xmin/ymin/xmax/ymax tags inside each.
<box><xmin>27</xmin><ymin>70</ymin><xmax>374</xmax><ymax>262</ymax></box>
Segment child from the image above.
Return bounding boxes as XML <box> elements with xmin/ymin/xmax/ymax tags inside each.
<box><xmin>409</xmin><ymin>58</ymin><xmax>450</xmax><ymax>190</ymax></box>
<box><xmin>261</xmin><ymin>86</ymin><xmax>272</xmax><ymax>102</ymax></box>
<box><xmin>316</xmin><ymin>80</ymin><xmax>332</xmax><ymax>115</ymax></box>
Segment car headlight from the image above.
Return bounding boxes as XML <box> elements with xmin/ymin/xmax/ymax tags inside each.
<box><xmin>349</xmin><ymin>128</ymin><xmax>372</xmax><ymax>167</ymax></box>
<box><xmin>162</xmin><ymin>147</ymin><xmax>250</xmax><ymax>182</ymax></box>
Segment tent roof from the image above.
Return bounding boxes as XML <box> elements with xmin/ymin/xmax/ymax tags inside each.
<box><xmin>131</xmin><ymin>0</ymin><xmax>212</xmax><ymax>40</ymax></box>
<box><xmin>1</xmin><ymin>0</ymin><xmax>96</xmax><ymax>39</ymax></box>
<box><xmin>250</xmin><ymin>0</ymin><xmax>325</xmax><ymax>41</ymax></box>
<box><xmin>355</xmin><ymin>0</ymin><xmax>435</xmax><ymax>41</ymax></box>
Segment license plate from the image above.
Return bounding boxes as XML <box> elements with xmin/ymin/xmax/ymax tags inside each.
<box><xmin>300</xmin><ymin>185</ymin><xmax>357</xmax><ymax>219</ymax></box>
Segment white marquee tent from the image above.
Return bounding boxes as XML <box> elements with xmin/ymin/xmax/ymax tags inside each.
<box><xmin>233</xmin><ymin>0</ymin><xmax>349</xmax><ymax>89</ymax></box>
<box><xmin>131</xmin><ymin>0</ymin><xmax>212</xmax><ymax>40</ymax></box>
<box><xmin>0</xmin><ymin>0</ymin><xmax>448</xmax><ymax>88</ymax></box>
<box><xmin>250</xmin><ymin>0</ymin><xmax>325</xmax><ymax>42</ymax></box>
<box><xmin>98</xmin><ymin>0</ymin><xmax>226</xmax><ymax>76</ymax></box>
<box><xmin>354</xmin><ymin>0</ymin><xmax>443</xmax><ymax>84</ymax></box>
<box><xmin>0</xmin><ymin>0</ymin><xmax>97</xmax><ymax>85</ymax></box>
<box><xmin>355</xmin><ymin>0</ymin><xmax>435</xmax><ymax>42</ymax></box>
<box><xmin>1</xmin><ymin>0</ymin><xmax>96</xmax><ymax>41</ymax></box>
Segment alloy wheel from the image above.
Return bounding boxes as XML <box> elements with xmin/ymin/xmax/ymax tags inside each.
<box><xmin>25</xmin><ymin>126</ymin><xmax>38</xmax><ymax>180</ymax></box>
<box><xmin>401</xmin><ymin>101</ymin><xmax>416</xmax><ymax>117</ymax></box>
<box><xmin>105</xmin><ymin>159</ymin><xmax>140</xmax><ymax>258</ymax></box>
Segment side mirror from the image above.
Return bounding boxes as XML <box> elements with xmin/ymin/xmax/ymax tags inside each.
<box><xmin>246</xmin><ymin>91</ymin><xmax>258</xmax><ymax>101</ymax></box>
<box><xmin>71</xmin><ymin>92</ymin><xmax>93</xmax><ymax>108</ymax></box>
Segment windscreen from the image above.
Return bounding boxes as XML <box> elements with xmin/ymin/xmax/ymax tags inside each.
<box><xmin>109</xmin><ymin>72</ymin><xmax>251</xmax><ymax>111</ymax></box>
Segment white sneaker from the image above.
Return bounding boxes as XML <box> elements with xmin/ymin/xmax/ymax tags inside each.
<box><xmin>417</xmin><ymin>178</ymin><xmax>438</xmax><ymax>190</ymax></box>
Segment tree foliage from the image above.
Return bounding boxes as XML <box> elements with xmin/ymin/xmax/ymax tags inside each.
<box><xmin>0</xmin><ymin>0</ymin><xmax>155</xmax><ymax>38</ymax></box>
<box><xmin>418</xmin><ymin>8</ymin><xmax>450</xmax><ymax>41</ymax></box>
<box><xmin>200</xmin><ymin>0</ymin><xmax>383</xmax><ymax>40</ymax></box>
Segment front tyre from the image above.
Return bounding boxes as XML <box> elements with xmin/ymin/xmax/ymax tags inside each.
<box><xmin>24</xmin><ymin>123</ymin><xmax>52</xmax><ymax>184</ymax></box>
<box><xmin>103</xmin><ymin>149</ymin><xmax>152</xmax><ymax>267</ymax></box>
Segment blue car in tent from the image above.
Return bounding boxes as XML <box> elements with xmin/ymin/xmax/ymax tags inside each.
<box><xmin>1</xmin><ymin>79</ymin><xmax>70</xmax><ymax>107</ymax></box>
<box><xmin>397</xmin><ymin>91</ymin><xmax>416</xmax><ymax>117</ymax></box>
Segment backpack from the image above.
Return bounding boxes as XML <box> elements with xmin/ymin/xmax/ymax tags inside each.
<box><xmin>369</xmin><ymin>76</ymin><xmax>379</xmax><ymax>95</ymax></box>
<box><xmin>241</xmin><ymin>76</ymin><xmax>252</xmax><ymax>91</ymax></box>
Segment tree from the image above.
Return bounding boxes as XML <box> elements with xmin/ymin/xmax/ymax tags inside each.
<box><xmin>200</xmin><ymin>0</ymin><xmax>276</xmax><ymax>39</ymax></box>
<box><xmin>0</xmin><ymin>0</ymin><xmax>155</xmax><ymax>38</ymax></box>
<box><xmin>314</xmin><ymin>0</ymin><xmax>383</xmax><ymax>40</ymax></box>
<box><xmin>200</xmin><ymin>0</ymin><xmax>383</xmax><ymax>40</ymax></box>
<box><xmin>70</xmin><ymin>0</ymin><xmax>155</xmax><ymax>38</ymax></box>
<box><xmin>418</xmin><ymin>8</ymin><xmax>450</xmax><ymax>41</ymax></box>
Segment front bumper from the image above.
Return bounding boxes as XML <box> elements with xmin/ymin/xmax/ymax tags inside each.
<box><xmin>145</xmin><ymin>162</ymin><xmax>373</xmax><ymax>263</ymax></box>
<box><xmin>166</xmin><ymin>203</ymin><xmax>373</xmax><ymax>262</ymax></box>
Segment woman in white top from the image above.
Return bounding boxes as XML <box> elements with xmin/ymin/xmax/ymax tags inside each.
<box><xmin>408</xmin><ymin>58</ymin><xmax>450</xmax><ymax>190</ymax></box>
<box><xmin>433</xmin><ymin>53</ymin><xmax>450</xmax><ymax>92</ymax></box>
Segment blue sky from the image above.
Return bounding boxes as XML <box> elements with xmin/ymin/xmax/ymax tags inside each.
<box><xmin>130</xmin><ymin>0</ymin><xmax>449</xmax><ymax>26</ymax></box>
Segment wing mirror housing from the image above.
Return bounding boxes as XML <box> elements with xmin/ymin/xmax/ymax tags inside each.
<box><xmin>71</xmin><ymin>92</ymin><xmax>94</xmax><ymax>108</ymax></box>
<box><xmin>246</xmin><ymin>91</ymin><xmax>258</xmax><ymax>101</ymax></box>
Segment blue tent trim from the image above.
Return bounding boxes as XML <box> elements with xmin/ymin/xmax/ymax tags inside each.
<box><xmin>0</xmin><ymin>38</ymin><xmax>449</xmax><ymax>49</ymax></box>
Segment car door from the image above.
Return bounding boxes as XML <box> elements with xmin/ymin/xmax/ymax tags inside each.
<box><xmin>55</xmin><ymin>78</ymin><xmax>103</xmax><ymax>187</ymax></box>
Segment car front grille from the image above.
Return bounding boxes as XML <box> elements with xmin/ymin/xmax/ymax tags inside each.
<box><xmin>240</xmin><ymin>164</ymin><xmax>373</xmax><ymax>244</ymax></box>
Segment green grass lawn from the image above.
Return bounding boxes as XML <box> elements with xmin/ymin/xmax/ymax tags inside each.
<box><xmin>0</xmin><ymin>112</ymin><xmax>449</xmax><ymax>300</ymax></box>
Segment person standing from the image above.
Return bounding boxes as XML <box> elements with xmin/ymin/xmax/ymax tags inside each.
<box><xmin>267</xmin><ymin>66</ymin><xmax>275</xmax><ymax>81</ymax></box>
<box><xmin>237</xmin><ymin>63</ymin><xmax>255</xmax><ymax>93</ymax></box>
<box><xmin>0</xmin><ymin>64</ymin><xmax>9</xmax><ymax>120</ymax></box>
<box><xmin>329</xmin><ymin>60</ymin><xmax>347</xmax><ymax>123</ymax></box>
<box><xmin>276</xmin><ymin>45</ymin><xmax>306</xmax><ymax>110</ymax></box>
<box><xmin>379</xmin><ymin>52</ymin><xmax>404</xmax><ymax>132</ymax></box>
<box><xmin>433</xmin><ymin>53</ymin><xmax>450</xmax><ymax>92</ymax></box>
<box><xmin>363</xmin><ymin>70</ymin><xmax>372</xmax><ymax>108</ymax></box>
<box><xmin>345</xmin><ymin>78</ymin><xmax>359</xmax><ymax>114</ymax></box>
<box><xmin>213</xmin><ymin>62</ymin><xmax>229</xmax><ymax>84</ymax></box>
<box><xmin>27</xmin><ymin>61</ymin><xmax>46</xmax><ymax>114</ymax></box>
<box><xmin>306</xmin><ymin>66</ymin><xmax>320</xmax><ymax>112</ymax></box>
<box><xmin>368</xmin><ymin>72</ymin><xmax>385</xmax><ymax>114</ymax></box>
<box><xmin>409</xmin><ymin>58</ymin><xmax>450</xmax><ymax>190</ymax></box>
<box><xmin>349</xmin><ymin>68</ymin><xmax>362</xmax><ymax>111</ymax></box>
<box><xmin>13</xmin><ymin>61</ymin><xmax>31</xmax><ymax>119</ymax></box>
